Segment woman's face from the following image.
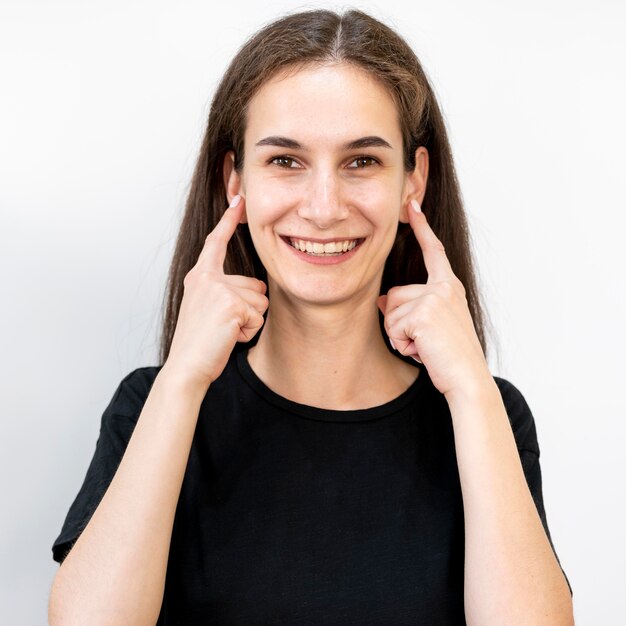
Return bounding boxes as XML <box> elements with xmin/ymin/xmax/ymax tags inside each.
<box><xmin>226</xmin><ymin>62</ymin><xmax>427</xmax><ymax>306</ymax></box>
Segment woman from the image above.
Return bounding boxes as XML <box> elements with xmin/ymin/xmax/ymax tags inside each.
<box><xmin>49</xmin><ymin>9</ymin><xmax>574</xmax><ymax>625</ymax></box>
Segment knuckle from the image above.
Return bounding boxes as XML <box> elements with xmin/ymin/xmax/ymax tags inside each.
<box><xmin>431</xmin><ymin>238</ymin><xmax>446</xmax><ymax>252</ymax></box>
<box><xmin>438</xmin><ymin>280</ymin><xmax>456</xmax><ymax>298</ymax></box>
<box><xmin>422</xmin><ymin>293</ymin><xmax>440</xmax><ymax>316</ymax></box>
<box><xmin>408</xmin><ymin>307</ymin><xmax>426</xmax><ymax>328</ymax></box>
<box><xmin>251</xmin><ymin>279</ymin><xmax>265</xmax><ymax>292</ymax></box>
<box><xmin>190</xmin><ymin>270</ymin><xmax>212</xmax><ymax>286</ymax></box>
<box><xmin>424</xmin><ymin>292</ymin><xmax>440</xmax><ymax>305</ymax></box>
<box><xmin>411</xmin><ymin>325</ymin><xmax>426</xmax><ymax>343</ymax></box>
<box><xmin>252</xmin><ymin>309</ymin><xmax>265</xmax><ymax>324</ymax></box>
<box><xmin>221</xmin><ymin>289</ymin><xmax>240</xmax><ymax>308</ymax></box>
<box><xmin>435</xmin><ymin>278</ymin><xmax>464</xmax><ymax>300</ymax></box>
<box><xmin>244</xmin><ymin>309</ymin><xmax>263</xmax><ymax>331</ymax></box>
<box><xmin>386</xmin><ymin>286</ymin><xmax>400</xmax><ymax>299</ymax></box>
<box><xmin>185</xmin><ymin>270</ymin><xmax>224</xmax><ymax>294</ymax></box>
<box><xmin>456</xmin><ymin>277</ymin><xmax>467</xmax><ymax>297</ymax></box>
<box><xmin>384</xmin><ymin>287</ymin><xmax>400</xmax><ymax>308</ymax></box>
<box><xmin>183</xmin><ymin>270</ymin><xmax>197</xmax><ymax>288</ymax></box>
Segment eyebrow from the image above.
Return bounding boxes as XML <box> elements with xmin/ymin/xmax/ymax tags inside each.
<box><xmin>254</xmin><ymin>135</ymin><xmax>393</xmax><ymax>151</ymax></box>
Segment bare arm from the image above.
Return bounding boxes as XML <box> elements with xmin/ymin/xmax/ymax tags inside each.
<box><xmin>446</xmin><ymin>381</ymin><xmax>574</xmax><ymax>626</ymax></box>
<box><xmin>380</xmin><ymin>205</ymin><xmax>573</xmax><ymax>624</ymax></box>
<box><xmin>48</xmin><ymin>366</ymin><xmax>208</xmax><ymax>626</ymax></box>
<box><xmin>48</xmin><ymin>195</ymin><xmax>266</xmax><ymax>625</ymax></box>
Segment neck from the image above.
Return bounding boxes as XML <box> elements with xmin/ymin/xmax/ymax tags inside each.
<box><xmin>246</xmin><ymin>287</ymin><xmax>419</xmax><ymax>409</ymax></box>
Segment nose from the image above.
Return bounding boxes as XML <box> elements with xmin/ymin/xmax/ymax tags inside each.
<box><xmin>296</xmin><ymin>168</ymin><xmax>349</xmax><ymax>229</ymax></box>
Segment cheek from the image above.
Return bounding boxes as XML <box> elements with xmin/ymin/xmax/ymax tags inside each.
<box><xmin>358</xmin><ymin>192</ymin><xmax>401</xmax><ymax>227</ymax></box>
<box><xmin>245</xmin><ymin>182</ymin><xmax>293</xmax><ymax>228</ymax></box>
<box><xmin>345</xmin><ymin>177</ymin><xmax>400</xmax><ymax>213</ymax></box>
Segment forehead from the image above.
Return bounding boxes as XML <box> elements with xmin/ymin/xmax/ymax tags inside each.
<box><xmin>244</xmin><ymin>63</ymin><xmax>402</xmax><ymax>150</ymax></box>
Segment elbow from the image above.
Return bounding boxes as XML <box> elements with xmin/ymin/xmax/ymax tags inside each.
<box><xmin>48</xmin><ymin>569</ymin><xmax>141</xmax><ymax>626</ymax></box>
<box><xmin>560</xmin><ymin>597</ymin><xmax>576</xmax><ymax>626</ymax></box>
<box><xmin>533</xmin><ymin>583</ymin><xmax>576</xmax><ymax>626</ymax></box>
<box><xmin>48</xmin><ymin>569</ymin><xmax>64</xmax><ymax>626</ymax></box>
<box><xmin>48</xmin><ymin>569</ymin><xmax>82</xmax><ymax>626</ymax></box>
<box><xmin>535</xmin><ymin>587</ymin><xmax>576</xmax><ymax>626</ymax></box>
<box><xmin>555</xmin><ymin>573</ymin><xmax>576</xmax><ymax>626</ymax></box>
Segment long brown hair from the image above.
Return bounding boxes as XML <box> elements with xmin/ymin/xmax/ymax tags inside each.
<box><xmin>158</xmin><ymin>8</ymin><xmax>497</xmax><ymax>368</ymax></box>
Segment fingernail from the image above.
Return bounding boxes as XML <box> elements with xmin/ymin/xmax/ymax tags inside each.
<box><xmin>411</xmin><ymin>199</ymin><xmax>421</xmax><ymax>213</ymax></box>
<box><xmin>411</xmin><ymin>356</ymin><xmax>423</xmax><ymax>364</ymax></box>
<box><xmin>230</xmin><ymin>194</ymin><xmax>241</xmax><ymax>207</ymax></box>
<box><xmin>389</xmin><ymin>337</ymin><xmax>397</xmax><ymax>351</ymax></box>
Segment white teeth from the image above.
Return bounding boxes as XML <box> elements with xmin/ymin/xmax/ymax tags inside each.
<box><xmin>289</xmin><ymin>238</ymin><xmax>359</xmax><ymax>255</ymax></box>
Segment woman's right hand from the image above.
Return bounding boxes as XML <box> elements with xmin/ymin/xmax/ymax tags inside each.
<box><xmin>164</xmin><ymin>195</ymin><xmax>268</xmax><ymax>389</ymax></box>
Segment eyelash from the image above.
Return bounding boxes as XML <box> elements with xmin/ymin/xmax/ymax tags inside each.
<box><xmin>268</xmin><ymin>155</ymin><xmax>380</xmax><ymax>169</ymax></box>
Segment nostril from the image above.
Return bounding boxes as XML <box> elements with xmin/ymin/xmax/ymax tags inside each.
<box><xmin>296</xmin><ymin>213</ymin><xmax>349</xmax><ymax>230</ymax></box>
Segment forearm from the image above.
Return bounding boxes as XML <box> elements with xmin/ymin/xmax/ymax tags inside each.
<box><xmin>446</xmin><ymin>380</ymin><xmax>574</xmax><ymax>626</ymax></box>
<box><xmin>49</xmin><ymin>365</ymin><xmax>208</xmax><ymax>626</ymax></box>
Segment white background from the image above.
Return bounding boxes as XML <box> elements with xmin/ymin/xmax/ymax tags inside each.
<box><xmin>1</xmin><ymin>0</ymin><xmax>624</xmax><ymax>624</ymax></box>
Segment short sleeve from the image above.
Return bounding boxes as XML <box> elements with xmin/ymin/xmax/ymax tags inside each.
<box><xmin>51</xmin><ymin>366</ymin><xmax>162</xmax><ymax>565</ymax></box>
<box><xmin>493</xmin><ymin>376</ymin><xmax>573</xmax><ymax>597</ymax></box>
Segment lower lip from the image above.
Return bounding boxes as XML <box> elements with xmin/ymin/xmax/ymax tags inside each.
<box><xmin>281</xmin><ymin>237</ymin><xmax>364</xmax><ymax>265</ymax></box>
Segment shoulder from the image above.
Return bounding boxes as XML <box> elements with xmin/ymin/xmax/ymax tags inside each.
<box><xmin>103</xmin><ymin>365</ymin><xmax>163</xmax><ymax>419</ymax></box>
<box><xmin>492</xmin><ymin>376</ymin><xmax>540</xmax><ymax>455</ymax></box>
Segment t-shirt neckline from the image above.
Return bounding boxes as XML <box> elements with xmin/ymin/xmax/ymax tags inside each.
<box><xmin>235</xmin><ymin>349</ymin><xmax>425</xmax><ymax>423</ymax></box>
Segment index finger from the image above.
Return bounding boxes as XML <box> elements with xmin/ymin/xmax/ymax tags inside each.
<box><xmin>408</xmin><ymin>200</ymin><xmax>454</xmax><ymax>283</ymax></box>
<box><xmin>198</xmin><ymin>195</ymin><xmax>245</xmax><ymax>271</ymax></box>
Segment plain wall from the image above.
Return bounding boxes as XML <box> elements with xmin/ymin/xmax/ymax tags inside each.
<box><xmin>1</xmin><ymin>0</ymin><xmax>624</xmax><ymax>623</ymax></box>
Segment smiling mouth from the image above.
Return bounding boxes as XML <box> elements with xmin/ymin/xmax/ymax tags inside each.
<box><xmin>282</xmin><ymin>236</ymin><xmax>365</xmax><ymax>256</ymax></box>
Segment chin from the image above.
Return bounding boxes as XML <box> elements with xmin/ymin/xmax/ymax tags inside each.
<box><xmin>273</xmin><ymin>277</ymin><xmax>369</xmax><ymax>307</ymax></box>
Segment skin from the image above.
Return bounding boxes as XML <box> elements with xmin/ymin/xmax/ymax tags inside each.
<box><xmin>217</xmin><ymin>62</ymin><xmax>574</xmax><ymax>623</ymax></box>
<box><xmin>50</xmin><ymin>61</ymin><xmax>571</xmax><ymax>626</ymax></box>
<box><xmin>223</xmin><ymin>62</ymin><xmax>428</xmax><ymax>408</ymax></box>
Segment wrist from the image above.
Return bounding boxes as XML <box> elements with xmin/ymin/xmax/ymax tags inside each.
<box><xmin>444</xmin><ymin>370</ymin><xmax>499</xmax><ymax>409</ymax></box>
<box><xmin>158</xmin><ymin>361</ymin><xmax>212</xmax><ymax>399</ymax></box>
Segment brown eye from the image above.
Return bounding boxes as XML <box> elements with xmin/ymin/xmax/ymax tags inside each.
<box><xmin>349</xmin><ymin>156</ymin><xmax>378</xmax><ymax>168</ymax></box>
<box><xmin>270</xmin><ymin>156</ymin><xmax>297</xmax><ymax>168</ymax></box>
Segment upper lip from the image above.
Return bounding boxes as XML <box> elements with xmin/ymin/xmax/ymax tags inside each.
<box><xmin>280</xmin><ymin>235</ymin><xmax>364</xmax><ymax>243</ymax></box>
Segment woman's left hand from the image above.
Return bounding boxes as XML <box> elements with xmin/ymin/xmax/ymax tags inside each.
<box><xmin>377</xmin><ymin>202</ymin><xmax>493</xmax><ymax>401</ymax></box>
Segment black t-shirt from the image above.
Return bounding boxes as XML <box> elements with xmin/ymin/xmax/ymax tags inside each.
<box><xmin>51</xmin><ymin>348</ymin><xmax>572</xmax><ymax>625</ymax></box>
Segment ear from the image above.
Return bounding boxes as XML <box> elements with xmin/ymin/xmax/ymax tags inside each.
<box><xmin>399</xmin><ymin>146</ymin><xmax>429</xmax><ymax>224</ymax></box>
<box><xmin>223</xmin><ymin>150</ymin><xmax>247</xmax><ymax>224</ymax></box>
